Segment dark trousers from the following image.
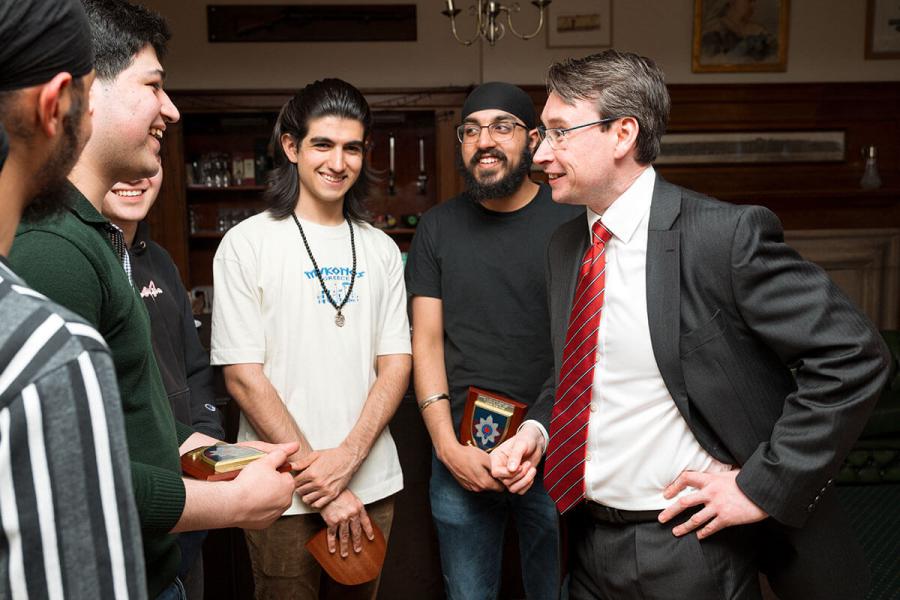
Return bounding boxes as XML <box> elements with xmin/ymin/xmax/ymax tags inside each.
<box><xmin>567</xmin><ymin>505</ymin><xmax>763</xmax><ymax>600</ymax></box>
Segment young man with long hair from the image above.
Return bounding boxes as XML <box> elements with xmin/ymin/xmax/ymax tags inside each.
<box><xmin>212</xmin><ymin>78</ymin><xmax>411</xmax><ymax>600</ymax></box>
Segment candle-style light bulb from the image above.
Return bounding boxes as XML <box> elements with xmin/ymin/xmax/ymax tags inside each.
<box><xmin>860</xmin><ymin>145</ymin><xmax>882</xmax><ymax>190</ymax></box>
<box><xmin>389</xmin><ymin>135</ymin><xmax>395</xmax><ymax>172</ymax></box>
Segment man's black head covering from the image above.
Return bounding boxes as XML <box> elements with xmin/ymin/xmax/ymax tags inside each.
<box><xmin>0</xmin><ymin>0</ymin><xmax>94</xmax><ymax>92</ymax></box>
<box><xmin>461</xmin><ymin>82</ymin><xmax>536</xmax><ymax>129</ymax></box>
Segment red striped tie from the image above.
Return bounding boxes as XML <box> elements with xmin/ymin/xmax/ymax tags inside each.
<box><xmin>544</xmin><ymin>220</ymin><xmax>612</xmax><ymax>514</ymax></box>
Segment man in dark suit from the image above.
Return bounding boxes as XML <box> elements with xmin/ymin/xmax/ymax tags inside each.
<box><xmin>490</xmin><ymin>50</ymin><xmax>889</xmax><ymax>599</ymax></box>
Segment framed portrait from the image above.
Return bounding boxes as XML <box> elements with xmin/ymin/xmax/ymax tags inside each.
<box><xmin>692</xmin><ymin>0</ymin><xmax>790</xmax><ymax>72</ymax></box>
<box><xmin>546</xmin><ymin>0</ymin><xmax>611</xmax><ymax>49</ymax></box>
<box><xmin>865</xmin><ymin>0</ymin><xmax>900</xmax><ymax>59</ymax></box>
<box><xmin>655</xmin><ymin>131</ymin><xmax>845</xmax><ymax>166</ymax></box>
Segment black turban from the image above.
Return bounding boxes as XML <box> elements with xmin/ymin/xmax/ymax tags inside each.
<box><xmin>0</xmin><ymin>0</ymin><xmax>93</xmax><ymax>92</ymax></box>
<box><xmin>461</xmin><ymin>82</ymin><xmax>537</xmax><ymax>130</ymax></box>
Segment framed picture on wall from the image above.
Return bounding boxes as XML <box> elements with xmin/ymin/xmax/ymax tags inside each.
<box><xmin>546</xmin><ymin>0</ymin><xmax>611</xmax><ymax>49</ymax></box>
<box><xmin>692</xmin><ymin>0</ymin><xmax>790</xmax><ymax>72</ymax></box>
<box><xmin>865</xmin><ymin>0</ymin><xmax>900</xmax><ymax>59</ymax></box>
<box><xmin>655</xmin><ymin>131</ymin><xmax>846</xmax><ymax>165</ymax></box>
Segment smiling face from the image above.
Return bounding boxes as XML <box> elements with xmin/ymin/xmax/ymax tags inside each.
<box><xmin>87</xmin><ymin>44</ymin><xmax>179</xmax><ymax>184</ymax></box>
<box><xmin>459</xmin><ymin>109</ymin><xmax>534</xmax><ymax>198</ymax></box>
<box><xmin>101</xmin><ymin>168</ymin><xmax>162</xmax><ymax>231</ymax></box>
<box><xmin>282</xmin><ymin>115</ymin><xmax>365</xmax><ymax>216</ymax></box>
<box><xmin>534</xmin><ymin>92</ymin><xmax>621</xmax><ymax>210</ymax></box>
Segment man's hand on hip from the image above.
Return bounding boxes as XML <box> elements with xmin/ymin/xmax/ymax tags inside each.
<box><xmin>320</xmin><ymin>489</ymin><xmax>374</xmax><ymax>558</ymax></box>
<box><xmin>293</xmin><ymin>445</ymin><xmax>359</xmax><ymax>508</ymax></box>
<box><xmin>439</xmin><ymin>441</ymin><xmax>504</xmax><ymax>492</ymax></box>
<box><xmin>489</xmin><ymin>424</ymin><xmax>544</xmax><ymax>495</ymax></box>
<box><xmin>658</xmin><ymin>469</ymin><xmax>768</xmax><ymax>539</ymax></box>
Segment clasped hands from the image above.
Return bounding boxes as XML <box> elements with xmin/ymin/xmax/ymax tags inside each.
<box><xmin>238</xmin><ymin>441</ymin><xmax>372</xmax><ymax>557</ymax></box>
<box><xmin>438</xmin><ymin>440</ymin><xmax>504</xmax><ymax>492</ymax></box>
<box><xmin>488</xmin><ymin>426</ymin><xmax>768</xmax><ymax>539</ymax></box>
<box><xmin>292</xmin><ymin>445</ymin><xmax>374</xmax><ymax>557</ymax></box>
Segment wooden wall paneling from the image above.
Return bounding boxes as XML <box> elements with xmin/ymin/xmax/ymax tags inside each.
<box><xmin>655</xmin><ymin>82</ymin><xmax>900</xmax><ymax>210</ymax></box>
<box><xmin>435</xmin><ymin>108</ymin><xmax>464</xmax><ymax>202</ymax></box>
<box><xmin>756</xmin><ymin>189</ymin><xmax>900</xmax><ymax>231</ymax></box>
<box><xmin>785</xmin><ymin>228</ymin><xmax>900</xmax><ymax>329</ymax></box>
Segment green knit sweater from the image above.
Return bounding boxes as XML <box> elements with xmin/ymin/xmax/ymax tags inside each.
<box><xmin>10</xmin><ymin>183</ymin><xmax>192</xmax><ymax>598</ymax></box>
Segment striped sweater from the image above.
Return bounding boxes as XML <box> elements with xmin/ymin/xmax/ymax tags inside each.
<box><xmin>0</xmin><ymin>258</ymin><xmax>146</xmax><ymax>599</ymax></box>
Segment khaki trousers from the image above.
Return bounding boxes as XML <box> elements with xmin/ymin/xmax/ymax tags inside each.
<box><xmin>245</xmin><ymin>496</ymin><xmax>395</xmax><ymax>600</ymax></box>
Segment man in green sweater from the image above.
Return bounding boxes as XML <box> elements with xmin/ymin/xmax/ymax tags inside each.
<box><xmin>9</xmin><ymin>1</ymin><xmax>299</xmax><ymax>598</ymax></box>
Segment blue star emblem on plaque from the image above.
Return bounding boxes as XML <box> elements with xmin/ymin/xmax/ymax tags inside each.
<box><xmin>460</xmin><ymin>387</ymin><xmax>529</xmax><ymax>452</ymax></box>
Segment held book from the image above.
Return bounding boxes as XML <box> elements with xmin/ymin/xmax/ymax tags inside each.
<box><xmin>180</xmin><ymin>444</ymin><xmax>291</xmax><ymax>481</ymax></box>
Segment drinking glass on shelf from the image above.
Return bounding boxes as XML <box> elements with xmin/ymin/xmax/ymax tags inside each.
<box><xmin>197</xmin><ymin>153</ymin><xmax>234</xmax><ymax>188</ymax></box>
<box><xmin>199</xmin><ymin>156</ymin><xmax>213</xmax><ymax>187</ymax></box>
<box><xmin>219</xmin><ymin>155</ymin><xmax>232</xmax><ymax>187</ymax></box>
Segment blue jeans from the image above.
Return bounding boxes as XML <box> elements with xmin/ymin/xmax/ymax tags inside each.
<box><xmin>154</xmin><ymin>577</ymin><xmax>186</xmax><ymax>600</ymax></box>
<box><xmin>430</xmin><ymin>453</ymin><xmax>561</xmax><ymax>600</ymax></box>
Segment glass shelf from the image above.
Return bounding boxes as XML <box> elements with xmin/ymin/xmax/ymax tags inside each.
<box><xmin>187</xmin><ymin>184</ymin><xmax>268</xmax><ymax>192</ymax></box>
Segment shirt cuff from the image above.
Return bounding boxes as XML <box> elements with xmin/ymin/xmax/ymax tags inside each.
<box><xmin>518</xmin><ymin>419</ymin><xmax>549</xmax><ymax>453</ymax></box>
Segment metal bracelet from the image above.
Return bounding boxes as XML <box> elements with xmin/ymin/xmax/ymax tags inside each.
<box><xmin>419</xmin><ymin>392</ymin><xmax>450</xmax><ymax>412</ymax></box>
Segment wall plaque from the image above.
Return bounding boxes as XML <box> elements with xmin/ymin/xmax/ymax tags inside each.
<box><xmin>207</xmin><ymin>5</ymin><xmax>417</xmax><ymax>43</ymax></box>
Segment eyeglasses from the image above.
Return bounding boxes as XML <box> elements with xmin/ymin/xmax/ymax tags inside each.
<box><xmin>456</xmin><ymin>121</ymin><xmax>527</xmax><ymax>144</ymax></box>
<box><xmin>536</xmin><ymin>117</ymin><xmax>623</xmax><ymax>149</ymax></box>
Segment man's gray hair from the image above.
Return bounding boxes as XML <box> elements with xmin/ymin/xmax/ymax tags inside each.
<box><xmin>546</xmin><ymin>50</ymin><xmax>670</xmax><ymax>164</ymax></box>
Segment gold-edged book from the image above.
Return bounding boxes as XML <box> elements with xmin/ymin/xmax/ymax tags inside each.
<box><xmin>181</xmin><ymin>444</ymin><xmax>291</xmax><ymax>481</ymax></box>
<box><xmin>201</xmin><ymin>444</ymin><xmax>266</xmax><ymax>472</ymax></box>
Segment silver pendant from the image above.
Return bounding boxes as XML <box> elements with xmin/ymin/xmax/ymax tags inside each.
<box><xmin>335</xmin><ymin>311</ymin><xmax>345</xmax><ymax>327</ymax></box>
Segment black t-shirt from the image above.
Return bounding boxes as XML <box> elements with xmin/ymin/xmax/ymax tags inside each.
<box><xmin>405</xmin><ymin>182</ymin><xmax>583</xmax><ymax>430</ymax></box>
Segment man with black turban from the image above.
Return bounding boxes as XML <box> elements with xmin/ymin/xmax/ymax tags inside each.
<box><xmin>9</xmin><ymin>2</ymin><xmax>303</xmax><ymax>598</ymax></box>
<box><xmin>0</xmin><ymin>0</ymin><xmax>147</xmax><ymax>597</ymax></box>
<box><xmin>405</xmin><ymin>82</ymin><xmax>580</xmax><ymax>599</ymax></box>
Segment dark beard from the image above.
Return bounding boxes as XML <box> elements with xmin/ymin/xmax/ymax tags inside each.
<box><xmin>22</xmin><ymin>85</ymin><xmax>85</xmax><ymax>223</ymax></box>
<box><xmin>457</xmin><ymin>144</ymin><xmax>533</xmax><ymax>203</ymax></box>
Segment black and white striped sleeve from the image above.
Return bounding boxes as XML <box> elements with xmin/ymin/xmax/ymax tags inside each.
<box><xmin>0</xmin><ymin>294</ymin><xmax>147</xmax><ymax>598</ymax></box>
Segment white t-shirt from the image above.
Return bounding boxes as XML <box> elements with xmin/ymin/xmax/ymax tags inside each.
<box><xmin>211</xmin><ymin>211</ymin><xmax>410</xmax><ymax>515</ymax></box>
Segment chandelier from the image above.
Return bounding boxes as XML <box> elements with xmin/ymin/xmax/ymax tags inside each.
<box><xmin>442</xmin><ymin>0</ymin><xmax>552</xmax><ymax>47</ymax></box>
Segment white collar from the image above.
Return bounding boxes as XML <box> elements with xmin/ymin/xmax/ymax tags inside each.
<box><xmin>586</xmin><ymin>166</ymin><xmax>656</xmax><ymax>244</ymax></box>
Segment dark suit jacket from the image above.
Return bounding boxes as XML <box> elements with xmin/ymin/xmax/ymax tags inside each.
<box><xmin>536</xmin><ymin>175</ymin><xmax>890</xmax><ymax>599</ymax></box>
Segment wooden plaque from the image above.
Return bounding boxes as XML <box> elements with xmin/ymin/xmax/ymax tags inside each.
<box><xmin>305</xmin><ymin>523</ymin><xmax>386</xmax><ymax>585</ymax></box>
<box><xmin>459</xmin><ymin>386</ymin><xmax>528</xmax><ymax>452</ymax></box>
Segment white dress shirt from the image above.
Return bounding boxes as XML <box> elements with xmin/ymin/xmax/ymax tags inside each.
<box><xmin>582</xmin><ymin>167</ymin><xmax>729</xmax><ymax>510</ymax></box>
